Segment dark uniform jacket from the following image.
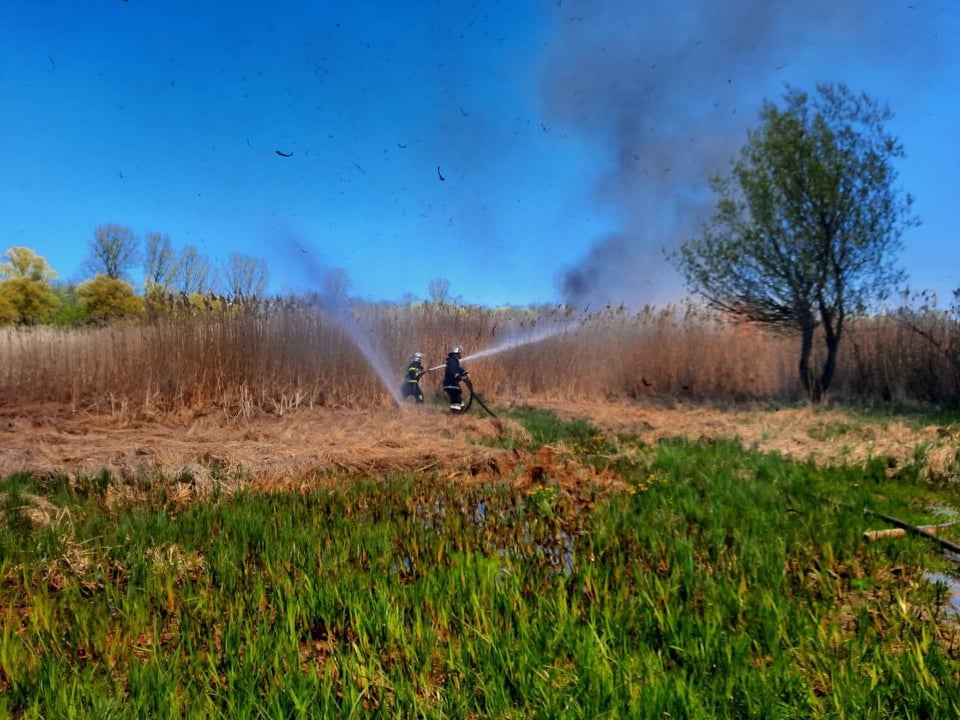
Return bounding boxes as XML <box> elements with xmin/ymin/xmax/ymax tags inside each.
<box><xmin>443</xmin><ymin>354</ymin><xmax>466</xmax><ymax>389</ymax></box>
<box><xmin>406</xmin><ymin>361</ymin><xmax>424</xmax><ymax>383</ymax></box>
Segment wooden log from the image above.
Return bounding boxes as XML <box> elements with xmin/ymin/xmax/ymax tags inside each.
<box><xmin>863</xmin><ymin>528</ymin><xmax>908</xmax><ymax>541</ymax></box>
<box><xmin>863</xmin><ymin>510</ymin><xmax>960</xmax><ymax>554</ymax></box>
<box><xmin>862</xmin><ymin>523</ymin><xmax>954</xmax><ymax>542</ymax></box>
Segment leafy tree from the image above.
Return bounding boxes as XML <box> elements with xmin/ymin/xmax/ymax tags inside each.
<box><xmin>1</xmin><ymin>246</ymin><xmax>57</xmax><ymax>282</ymax></box>
<box><xmin>224</xmin><ymin>252</ymin><xmax>269</xmax><ymax>299</ymax></box>
<box><xmin>0</xmin><ymin>279</ymin><xmax>60</xmax><ymax>325</ymax></box>
<box><xmin>51</xmin><ymin>286</ymin><xmax>87</xmax><ymax>326</ymax></box>
<box><xmin>673</xmin><ymin>84</ymin><xmax>917</xmax><ymax>401</ymax></box>
<box><xmin>85</xmin><ymin>224</ymin><xmax>141</xmax><ymax>281</ymax></box>
<box><xmin>76</xmin><ymin>274</ymin><xmax>145</xmax><ymax>322</ymax></box>
<box><xmin>0</xmin><ymin>290</ymin><xmax>17</xmax><ymax>324</ymax></box>
<box><xmin>0</xmin><ymin>246</ymin><xmax>60</xmax><ymax>324</ymax></box>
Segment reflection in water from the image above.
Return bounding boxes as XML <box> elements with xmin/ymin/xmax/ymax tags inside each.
<box><xmin>394</xmin><ymin>497</ymin><xmax>578</xmax><ymax>580</ymax></box>
<box><xmin>924</xmin><ymin>571</ymin><xmax>960</xmax><ymax>615</ymax></box>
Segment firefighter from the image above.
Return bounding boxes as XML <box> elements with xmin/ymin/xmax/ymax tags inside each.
<box><xmin>442</xmin><ymin>345</ymin><xmax>469</xmax><ymax>412</ymax></box>
<box><xmin>402</xmin><ymin>352</ymin><xmax>426</xmax><ymax>403</ymax></box>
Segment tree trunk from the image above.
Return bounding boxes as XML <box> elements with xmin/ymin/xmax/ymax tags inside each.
<box><xmin>819</xmin><ymin>328</ymin><xmax>840</xmax><ymax>399</ymax></box>
<box><xmin>798</xmin><ymin>322</ymin><xmax>815</xmax><ymax>401</ymax></box>
<box><xmin>817</xmin><ymin>301</ymin><xmax>843</xmax><ymax>401</ymax></box>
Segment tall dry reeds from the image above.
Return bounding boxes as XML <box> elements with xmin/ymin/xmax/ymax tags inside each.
<box><xmin>1</xmin><ymin>301</ymin><xmax>958</xmax><ymax>417</ymax></box>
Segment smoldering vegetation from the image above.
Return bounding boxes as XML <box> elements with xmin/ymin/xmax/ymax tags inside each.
<box><xmin>1</xmin><ymin>300</ymin><xmax>958</xmax><ymax>416</ymax></box>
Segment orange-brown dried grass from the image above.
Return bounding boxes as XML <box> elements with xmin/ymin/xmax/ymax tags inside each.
<box><xmin>1</xmin><ymin>301</ymin><xmax>958</xmax><ymax>486</ymax></box>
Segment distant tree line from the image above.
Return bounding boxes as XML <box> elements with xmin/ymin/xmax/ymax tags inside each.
<box><xmin>0</xmin><ymin>224</ymin><xmax>269</xmax><ymax>325</ymax></box>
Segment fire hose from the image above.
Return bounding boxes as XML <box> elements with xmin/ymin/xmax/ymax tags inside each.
<box><xmin>424</xmin><ymin>365</ymin><xmax>497</xmax><ymax>418</ymax></box>
<box><xmin>462</xmin><ymin>376</ymin><xmax>497</xmax><ymax>418</ymax></box>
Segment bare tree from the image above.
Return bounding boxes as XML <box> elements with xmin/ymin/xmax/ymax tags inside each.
<box><xmin>427</xmin><ymin>277</ymin><xmax>451</xmax><ymax>304</ymax></box>
<box><xmin>224</xmin><ymin>252</ymin><xmax>269</xmax><ymax>299</ymax></box>
<box><xmin>322</xmin><ymin>268</ymin><xmax>351</xmax><ymax>305</ymax></box>
<box><xmin>143</xmin><ymin>232</ymin><xmax>178</xmax><ymax>292</ymax></box>
<box><xmin>175</xmin><ymin>244</ymin><xmax>218</xmax><ymax>294</ymax></box>
<box><xmin>84</xmin><ymin>224</ymin><xmax>140</xmax><ymax>281</ymax></box>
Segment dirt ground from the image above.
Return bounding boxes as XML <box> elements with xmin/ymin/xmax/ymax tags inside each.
<box><xmin>2</xmin><ymin>400</ymin><xmax>956</xmax><ymax>499</ymax></box>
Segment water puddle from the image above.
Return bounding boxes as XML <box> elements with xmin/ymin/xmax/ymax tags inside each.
<box><xmin>396</xmin><ymin>498</ymin><xmax>578</xmax><ymax>579</ymax></box>
<box><xmin>923</xmin><ymin>570</ymin><xmax>960</xmax><ymax>615</ymax></box>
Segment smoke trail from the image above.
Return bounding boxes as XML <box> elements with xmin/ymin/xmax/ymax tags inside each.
<box><xmin>539</xmin><ymin>0</ymin><xmax>949</xmax><ymax>309</ymax></box>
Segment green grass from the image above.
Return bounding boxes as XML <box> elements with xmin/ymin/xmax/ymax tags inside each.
<box><xmin>1</xmin><ymin>434</ymin><xmax>960</xmax><ymax>718</ymax></box>
<box><xmin>823</xmin><ymin>403</ymin><xmax>960</xmax><ymax>433</ymax></box>
<box><xmin>502</xmin><ymin>406</ymin><xmax>603</xmax><ymax>447</ymax></box>
<box><xmin>499</xmin><ymin>406</ymin><xmax>641</xmax><ymax>475</ymax></box>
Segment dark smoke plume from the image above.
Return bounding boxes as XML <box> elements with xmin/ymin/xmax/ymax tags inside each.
<box><xmin>539</xmin><ymin>0</ymin><xmax>948</xmax><ymax>309</ymax></box>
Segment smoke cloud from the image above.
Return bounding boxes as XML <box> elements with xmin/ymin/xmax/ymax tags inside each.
<box><xmin>539</xmin><ymin>0</ymin><xmax>949</xmax><ymax>309</ymax></box>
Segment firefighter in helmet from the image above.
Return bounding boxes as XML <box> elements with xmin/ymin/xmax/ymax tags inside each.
<box><xmin>402</xmin><ymin>352</ymin><xmax>426</xmax><ymax>403</ymax></box>
<box><xmin>442</xmin><ymin>345</ymin><xmax>468</xmax><ymax>412</ymax></box>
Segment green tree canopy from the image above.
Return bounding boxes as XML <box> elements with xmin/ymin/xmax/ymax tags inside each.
<box><xmin>76</xmin><ymin>274</ymin><xmax>145</xmax><ymax>322</ymax></box>
<box><xmin>0</xmin><ymin>291</ymin><xmax>16</xmax><ymax>325</ymax></box>
<box><xmin>0</xmin><ymin>247</ymin><xmax>60</xmax><ymax>325</ymax></box>
<box><xmin>0</xmin><ymin>246</ymin><xmax>57</xmax><ymax>282</ymax></box>
<box><xmin>673</xmin><ymin>83</ymin><xmax>917</xmax><ymax>401</ymax></box>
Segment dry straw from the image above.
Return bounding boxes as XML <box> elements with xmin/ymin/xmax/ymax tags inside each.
<box><xmin>1</xmin><ymin>301</ymin><xmax>958</xmax><ymax>417</ymax></box>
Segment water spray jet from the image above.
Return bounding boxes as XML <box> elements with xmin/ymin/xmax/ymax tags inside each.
<box><xmin>313</xmin><ymin>295</ymin><xmax>404</xmax><ymax>407</ymax></box>
<box><xmin>280</xmin><ymin>234</ymin><xmax>404</xmax><ymax>407</ymax></box>
<box><xmin>427</xmin><ymin>317</ymin><xmax>581</xmax><ymax>372</ymax></box>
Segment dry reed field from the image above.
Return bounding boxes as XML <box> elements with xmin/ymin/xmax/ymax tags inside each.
<box><xmin>1</xmin><ymin>302</ymin><xmax>958</xmax><ymax>488</ymax></box>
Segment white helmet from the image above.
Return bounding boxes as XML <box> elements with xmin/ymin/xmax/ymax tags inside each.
<box><xmin>412</xmin><ymin>352</ymin><xmax>424</xmax><ymax>362</ymax></box>
<box><xmin>449</xmin><ymin>345</ymin><xmax>462</xmax><ymax>356</ymax></box>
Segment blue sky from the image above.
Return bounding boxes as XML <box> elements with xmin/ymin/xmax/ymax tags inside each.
<box><xmin>1</xmin><ymin>0</ymin><xmax>958</xmax><ymax>309</ymax></box>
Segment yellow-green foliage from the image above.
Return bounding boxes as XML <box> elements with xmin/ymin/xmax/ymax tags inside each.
<box><xmin>0</xmin><ymin>246</ymin><xmax>60</xmax><ymax>325</ymax></box>
<box><xmin>0</xmin><ymin>277</ymin><xmax>60</xmax><ymax>325</ymax></box>
<box><xmin>0</xmin><ymin>292</ymin><xmax>16</xmax><ymax>324</ymax></box>
<box><xmin>144</xmin><ymin>289</ymin><xmax>230</xmax><ymax>318</ymax></box>
<box><xmin>76</xmin><ymin>275</ymin><xmax>145</xmax><ymax>321</ymax></box>
<box><xmin>0</xmin><ymin>246</ymin><xmax>57</xmax><ymax>283</ymax></box>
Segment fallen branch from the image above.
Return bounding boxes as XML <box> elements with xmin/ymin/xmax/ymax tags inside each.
<box><xmin>863</xmin><ymin>509</ymin><xmax>960</xmax><ymax>554</ymax></box>
<box><xmin>863</xmin><ymin>523</ymin><xmax>955</xmax><ymax>542</ymax></box>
